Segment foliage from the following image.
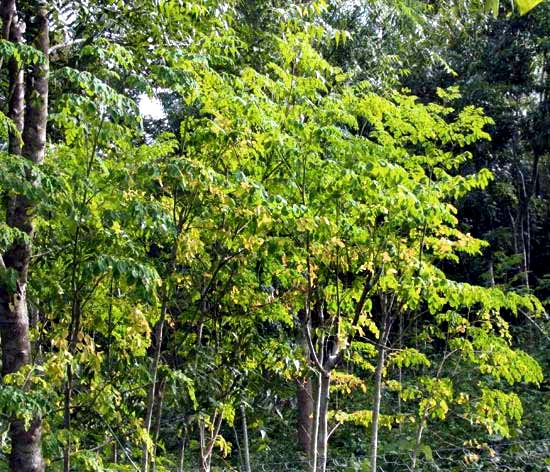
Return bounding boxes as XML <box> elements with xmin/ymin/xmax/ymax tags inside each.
<box><xmin>0</xmin><ymin>1</ymin><xmax>548</xmax><ymax>471</ymax></box>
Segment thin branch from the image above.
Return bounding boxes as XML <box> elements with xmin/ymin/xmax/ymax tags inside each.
<box><xmin>305</xmin><ymin>323</ymin><xmax>326</xmax><ymax>375</ymax></box>
<box><xmin>327</xmin><ymin>421</ymin><xmax>343</xmax><ymax>440</ymax></box>
<box><xmin>49</xmin><ymin>37</ymin><xmax>86</xmax><ymax>55</ymax></box>
<box><xmin>97</xmin><ymin>413</ymin><xmax>140</xmax><ymax>472</ymax></box>
<box><xmin>518</xmin><ymin>308</ymin><xmax>550</xmax><ymax>342</ymax></box>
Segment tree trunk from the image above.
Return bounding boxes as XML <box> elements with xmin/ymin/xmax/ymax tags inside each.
<box><xmin>309</xmin><ymin>370</ymin><xmax>321</xmax><ymax>471</ymax></box>
<box><xmin>240</xmin><ymin>404</ymin><xmax>252</xmax><ymax>472</ymax></box>
<box><xmin>370</xmin><ymin>311</ymin><xmax>392</xmax><ymax>472</ymax></box>
<box><xmin>142</xmin><ymin>316</ymin><xmax>165</xmax><ymax>472</ymax></box>
<box><xmin>297</xmin><ymin>378</ymin><xmax>313</xmax><ymax>455</ymax></box>
<box><xmin>0</xmin><ymin>2</ymin><xmax>48</xmax><ymax>471</ymax></box>
<box><xmin>143</xmin><ymin>226</ymin><xmax>180</xmax><ymax>471</ymax></box>
<box><xmin>177</xmin><ymin>426</ymin><xmax>187</xmax><ymax>472</ymax></box>
<box><xmin>370</xmin><ymin>342</ymin><xmax>386</xmax><ymax>472</ymax></box>
<box><xmin>198</xmin><ymin>412</ymin><xmax>223</xmax><ymax>472</ymax></box>
<box><xmin>151</xmin><ymin>378</ymin><xmax>166</xmax><ymax>472</ymax></box>
<box><xmin>8</xmin><ymin>419</ymin><xmax>43</xmax><ymax>472</ymax></box>
<box><xmin>315</xmin><ymin>373</ymin><xmax>330</xmax><ymax>472</ymax></box>
<box><xmin>410</xmin><ymin>417</ymin><xmax>427</xmax><ymax>471</ymax></box>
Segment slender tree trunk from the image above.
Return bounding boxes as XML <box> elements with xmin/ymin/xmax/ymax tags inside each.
<box><xmin>142</xmin><ymin>315</ymin><xmax>166</xmax><ymax>472</ymax></box>
<box><xmin>370</xmin><ymin>310</ymin><xmax>392</xmax><ymax>472</ymax></box>
<box><xmin>0</xmin><ymin>2</ymin><xmax>48</xmax><ymax>471</ymax></box>
<box><xmin>151</xmin><ymin>378</ymin><xmax>166</xmax><ymax>472</ymax></box>
<box><xmin>0</xmin><ymin>0</ymin><xmax>15</xmax><ymax>43</ymax></box>
<box><xmin>309</xmin><ymin>369</ymin><xmax>321</xmax><ymax>471</ymax></box>
<box><xmin>177</xmin><ymin>427</ymin><xmax>187</xmax><ymax>472</ymax></box>
<box><xmin>240</xmin><ymin>404</ymin><xmax>252</xmax><ymax>472</ymax></box>
<box><xmin>488</xmin><ymin>258</ymin><xmax>496</xmax><ymax>287</ymax></box>
<box><xmin>315</xmin><ymin>373</ymin><xmax>330</xmax><ymax>472</ymax></box>
<box><xmin>232</xmin><ymin>426</ymin><xmax>244</xmax><ymax>470</ymax></box>
<box><xmin>63</xmin><ymin>364</ymin><xmax>73</xmax><ymax>472</ymax></box>
<box><xmin>199</xmin><ymin>419</ymin><xmax>208</xmax><ymax>472</ymax></box>
<box><xmin>143</xmin><ymin>223</ymin><xmax>180</xmax><ymax>471</ymax></box>
<box><xmin>411</xmin><ymin>417</ymin><xmax>427</xmax><ymax>471</ymax></box>
<box><xmin>198</xmin><ymin>412</ymin><xmax>223</xmax><ymax>472</ymax></box>
<box><xmin>297</xmin><ymin>378</ymin><xmax>313</xmax><ymax>455</ymax></box>
<box><xmin>370</xmin><ymin>342</ymin><xmax>385</xmax><ymax>472</ymax></box>
<box><xmin>297</xmin><ymin>308</ymin><xmax>313</xmax><ymax>456</ymax></box>
<box><xmin>520</xmin><ymin>209</ymin><xmax>530</xmax><ymax>291</ymax></box>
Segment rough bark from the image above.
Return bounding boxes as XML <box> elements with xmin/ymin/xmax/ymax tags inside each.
<box><xmin>0</xmin><ymin>2</ymin><xmax>49</xmax><ymax>471</ymax></box>
<box><xmin>8</xmin><ymin>419</ymin><xmax>43</xmax><ymax>472</ymax></box>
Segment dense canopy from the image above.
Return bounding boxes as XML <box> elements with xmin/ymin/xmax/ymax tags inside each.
<box><xmin>0</xmin><ymin>1</ymin><xmax>548</xmax><ymax>471</ymax></box>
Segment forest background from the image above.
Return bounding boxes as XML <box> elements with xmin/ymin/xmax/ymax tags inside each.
<box><xmin>0</xmin><ymin>0</ymin><xmax>549</xmax><ymax>471</ymax></box>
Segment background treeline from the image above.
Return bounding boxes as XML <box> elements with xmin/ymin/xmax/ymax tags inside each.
<box><xmin>0</xmin><ymin>1</ymin><xmax>548</xmax><ymax>472</ymax></box>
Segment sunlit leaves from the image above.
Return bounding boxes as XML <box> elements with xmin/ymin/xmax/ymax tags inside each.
<box><xmin>10</xmin><ymin>1</ymin><xmax>546</xmax><ymax>469</ymax></box>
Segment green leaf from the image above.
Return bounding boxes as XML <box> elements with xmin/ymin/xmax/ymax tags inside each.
<box><xmin>514</xmin><ymin>0</ymin><xmax>543</xmax><ymax>14</ymax></box>
<box><xmin>422</xmin><ymin>445</ymin><xmax>433</xmax><ymax>461</ymax></box>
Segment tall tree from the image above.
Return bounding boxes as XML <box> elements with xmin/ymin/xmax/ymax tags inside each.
<box><xmin>0</xmin><ymin>0</ymin><xmax>48</xmax><ymax>471</ymax></box>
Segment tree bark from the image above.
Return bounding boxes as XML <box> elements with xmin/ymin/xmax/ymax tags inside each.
<box><xmin>177</xmin><ymin>426</ymin><xmax>187</xmax><ymax>472</ymax></box>
<box><xmin>370</xmin><ymin>341</ymin><xmax>386</xmax><ymax>472</ymax></box>
<box><xmin>240</xmin><ymin>404</ymin><xmax>252</xmax><ymax>472</ymax></box>
<box><xmin>315</xmin><ymin>373</ymin><xmax>330</xmax><ymax>472</ymax></box>
<box><xmin>370</xmin><ymin>306</ymin><xmax>392</xmax><ymax>472</ymax></box>
<box><xmin>151</xmin><ymin>378</ymin><xmax>166</xmax><ymax>472</ymax></box>
<box><xmin>198</xmin><ymin>412</ymin><xmax>223</xmax><ymax>472</ymax></box>
<box><xmin>297</xmin><ymin>307</ymin><xmax>313</xmax><ymax>456</ymax></box>
<box><xmin>8</xmin><ymin>419</ymin><xmax>43</xmax><ymax>472</ymax></box>
<box><xmin>0</xmin><ymin>1</ymin><xmax>48</xmax><ymax>471</ymax></box>
<box><xmin>297</xmin><ymin>378</ymin><xmax>313</xmax><ymax>455</ymax></box>
<box><xmin>142</xmin><ymin>316</ymin><xmax>165</xmax><ymax>472</ymax></box>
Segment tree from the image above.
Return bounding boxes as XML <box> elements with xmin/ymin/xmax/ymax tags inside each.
<box><xmin>0</xmin><ymin>1</ymin><xmax>48</xmax><ymax>470</ymax></box>
<box><xmin>0</xmin><ymin>2</ymin><xmax>547</xmax><ymax>471</ymax></box>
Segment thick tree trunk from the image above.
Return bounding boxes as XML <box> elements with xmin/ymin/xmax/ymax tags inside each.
<box><xmin>0</xmin><ymin>1</ymin><xmax>48</xmax><ymax>471</ymax></box>
<box><xmin>8</xmin><ymin>419</ymin><xmax>43</xmax><ymax>472</ymax></box>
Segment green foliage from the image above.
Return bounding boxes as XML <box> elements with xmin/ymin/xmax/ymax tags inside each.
<box><xmin>0</xmin><ymin>1</ymin><xmax>547</xmax><ymax>471</ymax></box>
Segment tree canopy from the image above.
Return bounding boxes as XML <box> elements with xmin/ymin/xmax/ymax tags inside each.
<box><xmin>0</xmin><ymin>1</ymin><xmax>548</xmax><ymax>471</ymax></box>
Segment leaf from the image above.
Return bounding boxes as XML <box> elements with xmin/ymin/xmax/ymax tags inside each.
<box><xmin>422</xmin><ymin>445</ymin><xmax>433</xmax><ymax>461</ymax></box>
<box><xmin>514</xmin><ymin>0</ymin><xmax>543</xmax><ymax>14</ymax></box>
<box><xmin>485</xmin><ymin>0</ymin><xmax>500</xmax><ymax>16</ymax></box>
